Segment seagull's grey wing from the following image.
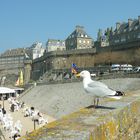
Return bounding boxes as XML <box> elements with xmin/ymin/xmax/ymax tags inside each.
<box><xmin>86</xmin><ymin>81</ymin><xmax>116</xmax><ymax>97</ymax></box>
<box><xmin>88</xmin><ymin>81</ymin><xmax>108</xmax><ymax>88</ymax></box>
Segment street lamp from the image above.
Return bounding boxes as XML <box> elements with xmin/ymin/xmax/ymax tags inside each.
<box><xmin>43</xmin><ymin>60</ymin><xmax>46</xmax><ymax>74</ymax></box>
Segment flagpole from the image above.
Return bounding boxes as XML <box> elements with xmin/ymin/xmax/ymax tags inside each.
<box><xmin>71</xmin><ymin>63</ymin><xmax>72</xmax><ymax>83</ymax></box>
<box><xmin>71</xmin><ymin>63</ymin><xmax>78</xmax><ymax>82</ymax></box>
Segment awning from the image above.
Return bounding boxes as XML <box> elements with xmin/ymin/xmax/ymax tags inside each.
<box><xmin>0</xmin><ymin>87</ymin><xmax>16</xmax><ymax>94</ymax></box>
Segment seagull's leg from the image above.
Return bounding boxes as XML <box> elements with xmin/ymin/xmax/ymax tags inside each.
<box><xmin>96</xmin><ymin>98</ymin><xmax>99</xmax><ymax>107</ymax></box>
<box><xmin>93</xmin><ymin>98</ymin><xmax>96</xmax><ymax>108</ymax></box>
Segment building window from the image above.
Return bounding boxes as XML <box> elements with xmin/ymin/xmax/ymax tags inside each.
<box><xmin>70</xmin><ymin>42</ymin><xmax>73</xmax><ymax>45</ymax></box>
<box><xmin>137</xmin><ymin>33</ymin><xmax>140</xmax><ymax>38</ymax></box>
<box><xmin>85</xmin><ymin>35</ymin><xmax>88</xmax><ymax>37</ymax></box>
<box><xmin>114</xmin><ymin>39</ymin><xmax>119</xmax><ymax>43</ymax></box>
<box><xmin>87</xmin><ymin>40</ymin><xmax>90</xmax><ymax>44</ymax></box>
<box><xmin>121</xmin><ymin>37</ymin><xmax>126</xmax><ymax>42</ymax></box>
<box><xmin>79</xmin><ymin>40</ymin><xmax>81</xmax><ymax>43</ymax></box>
<box><xmin>81</xmin><ymin>34</ymin><xmax>84</xmax><ymax>37</ymax></box>
<box><xmin>83</xmin><ymin>40</ymin><xmax>86</xmax><ymax>43</ymax></box>
<box><xmin>134</xmin><ymin>26</ymin><xmax>138</xmax><ymax>30</ymax></box>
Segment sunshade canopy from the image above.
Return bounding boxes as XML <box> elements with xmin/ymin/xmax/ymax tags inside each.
<box><xmin>0</xmin><ymin>87</ymin><xmax>15</xmax><ymax>94</ymax></box>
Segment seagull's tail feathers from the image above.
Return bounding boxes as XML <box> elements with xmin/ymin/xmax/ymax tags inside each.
<box><xmin>108</xmin><ymin>96</ymin><xmax>122</xmax><ymax>100</ymax></box>
<box><xmin>115</xmin><ymin>91</ymin><xmax>125</xmax><ymax>96</ymax></box>
<box><xmin>108</xmin><ymin>90</ymin><xmax>124</xmax><ymax>100</ymax></box>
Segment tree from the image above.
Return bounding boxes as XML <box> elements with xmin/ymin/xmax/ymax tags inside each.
<box><xmin>97</xmin><ymin>29</ymin><xmax>102</xmax><ymax>41</ymax></box>
<box><xmin>105</xmin><ymin>28</ymin><xmax>110</xmax><ymax>42</ymax></box>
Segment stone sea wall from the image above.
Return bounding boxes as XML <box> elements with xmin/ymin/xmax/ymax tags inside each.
<box><xmin>19</xmin><ymin>89</ymin><xmax>140</xmax><ymax>140</ymax></box>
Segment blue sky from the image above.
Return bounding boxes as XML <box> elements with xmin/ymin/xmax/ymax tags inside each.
<box><xmin>0</xmin><ymin>0</ymin><xmax>139</xmax><ymax>53</ymax></box>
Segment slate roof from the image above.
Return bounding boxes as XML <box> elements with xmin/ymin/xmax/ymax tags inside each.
<box><xmin>0</xmin><ymin>48</ymin><xmax>26</xmax><ymax>57</ymax></box>
<box><xmin>114</xmin><ymin>18</ymin><xmax>140</xmax><ymax>34</ymax></box>
<box><xmin>47</xmin><ymin>39</ymin><xmax>65</xmax><ymax>46</ymax></box>
<box><xmin>67</xmin><ymin>25</ymin><xmax>92</xmax><ymax>39</ymax></box>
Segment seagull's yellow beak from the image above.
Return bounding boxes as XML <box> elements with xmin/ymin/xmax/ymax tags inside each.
<box><xmin>76</xmin><ymin>73</ymin><xmax>81</xmax><ymax>77</ymax></box>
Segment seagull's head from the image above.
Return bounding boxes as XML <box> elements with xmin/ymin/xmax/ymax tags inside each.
<box><xmin>76</xmin><ymin>70</ymin><xmax>91</xmax><ymax>79</ymax></box>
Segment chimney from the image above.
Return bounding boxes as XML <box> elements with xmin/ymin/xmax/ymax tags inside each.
<box><xmin>76</xmin><ymin>25</ymin><xmax>84</xmax><ymax>31</ymax></box>
<box><xmin>116</xmin><ymin>22</ymin><xmax>121</xmax><ymax>30</ymax></box>
<box><xmin>138</xmin><ymin>16</ymin><xmax>140</xmax><ymax>24</ymax></box>
<box><xmin>128</xmin><ymin>18</ymin><xmax>133</xmax><ymax>27</ymax></box>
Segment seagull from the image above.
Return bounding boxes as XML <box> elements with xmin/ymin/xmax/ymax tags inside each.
<box><xmin>76</xmin><ymin>70</ymin><xmax>124</xmax><ymax>107</ymax></box>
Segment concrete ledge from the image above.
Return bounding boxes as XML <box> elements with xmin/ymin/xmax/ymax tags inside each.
<box><xmin>19</xmin><ymin>90</ymin><xmax>140</xmax><ymax>140</ymax></box>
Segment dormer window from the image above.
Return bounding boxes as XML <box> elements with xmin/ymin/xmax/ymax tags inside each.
<box><xmin>117</xmin><ymin>31</ymin><xmax>120</xmax><ymax>34</ymax></box>
<box><xmin>81</xmin><ymin>34</ymin><xmax>84</xmax><ymax>37</ymax></box>
<box><xmin>85</xmin><ymin>35</ymin><xmax>88</xmax><ymax>37</ymax></box>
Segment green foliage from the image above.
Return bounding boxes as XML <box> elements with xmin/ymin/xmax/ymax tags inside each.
<box><xmin>97</xmin><ymin>29</ymin><xmax>102</xmax><ymax>41</ymax></box>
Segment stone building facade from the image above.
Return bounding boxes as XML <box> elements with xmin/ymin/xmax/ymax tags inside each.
<box><xmin>0</xmin><ymin>48</ymin><xmax>26</xmax><ymax>73</ymax></box>
<box><xmin>65</xmin><ymin>25</ymin><xmax>94</xmax><ymax>50</ymax></box>
<box><xmin>109</xmin><ymin>16</ymin><xmax>140</xmax><ymax>46</ymax></box>
<box><xmin>95</xmin><ymin>28</ymin><xmax>110</xmax><ymax>47</ymax></box>
<box><xmin>0</xmin><ymin>48</ymin><xmax>32</xmax><ymax>85</ymax></box>
<box><xmin>26</xmin><ymin>42</ymin><xmax>45</xmax><ymax>60</ymax></box>
<box><xmin>46</xmin><ymin>39</ymin><xmax>66</xmax><ymax>52</ymax></box>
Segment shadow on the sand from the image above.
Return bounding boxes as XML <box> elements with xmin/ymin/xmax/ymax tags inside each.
<box><xmin>86</xmin><ymin>105</ymin><xmax>116</xmax><ymax>110</ymax></box>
